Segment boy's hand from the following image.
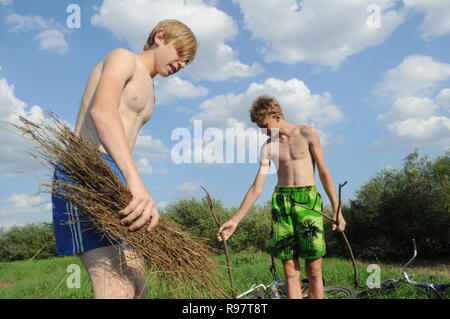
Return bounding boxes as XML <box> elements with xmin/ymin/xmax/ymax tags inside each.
<box><xmin>119</xmin><ymin>177</ymin><xmax>160</xmax><ymax>232</ymax></box>
<box><xmin>217</xmin><ymin>220</ymin><xmax>238</xmax><ymax>242</ymax></box>
<box><xmin>332</xmin><ymin>214</ymin><xmax>346</xmax><ymax>232</ymax></box>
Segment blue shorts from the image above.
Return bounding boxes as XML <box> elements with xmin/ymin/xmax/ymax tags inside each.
<box><xmin>52</xmin><ymin>152</ymin><xmax>127</xmax><ymax>256</ymax></box>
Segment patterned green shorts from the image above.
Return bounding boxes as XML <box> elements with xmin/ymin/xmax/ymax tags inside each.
<box><xmin>267</xmin><ymin>186</ymin><xmax>326</xmax><ymax>260</ymax></box>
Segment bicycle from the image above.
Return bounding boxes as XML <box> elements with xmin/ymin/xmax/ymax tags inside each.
<box><xmin>237</xmin><ymin>256</ymin><xmax>355</xmax><ymax>299</ymax></box>
<box><xmin>357</xmin><ymin>239</ymin><xmax>449</xmax><ymax>299</ymax></box>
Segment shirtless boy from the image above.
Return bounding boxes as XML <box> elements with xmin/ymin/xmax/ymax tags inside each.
<box><xmin>52</xmin><ymin>20</ymin><xmax>197</xmax><ymax>298</ymax></box>
<box><xmin>217</xmin><ymin>95</ymin><xmax>346</xmax><ymax>299</ymax></box>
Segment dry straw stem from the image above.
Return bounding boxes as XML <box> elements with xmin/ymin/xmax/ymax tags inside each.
<box><xmin>11</xmin><ymin>113</ymin><xmax>229</xmax><ymax>298</ymax></box>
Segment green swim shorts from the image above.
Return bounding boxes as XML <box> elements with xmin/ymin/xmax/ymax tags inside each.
<box><xmin>267</xmin><ymin>185</ymin><xmax>326</xmax><ymax>260</ymax></box>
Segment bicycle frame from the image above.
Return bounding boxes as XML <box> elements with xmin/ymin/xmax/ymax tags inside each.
<box><xmin>236</xmin><ymin>283</ymin><xmax>268</xmax><ymax>299</ymax></box>
<box><xmin>402</xmin><ymin>239</ymin><xmax>445</xmax><ymax>294</ymax></box>
<box><xmin>377</xmin><ymin>239</ymin><xmax>449</xmax><ymax>299</ymax></box>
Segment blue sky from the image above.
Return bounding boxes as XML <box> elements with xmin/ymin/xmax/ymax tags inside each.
<box><xmin>1</xmin><ymin>0</ymin><xmax>449</xmax><ymax>229</ymax></box>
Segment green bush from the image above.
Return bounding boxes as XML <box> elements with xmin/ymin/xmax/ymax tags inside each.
<box><xmin>0</xmin><ymin>222</ymin><xmax>58</xmax><ymax>262</ymax></box>
<box><xmin>165</xmin><ymin>197</ymin><xmax>271</xmax><ymax>253</ymax></box>
<box><xmin>224</xmin><ymin>202</ymin><xmax>271</xmax><ymax>253</ymax></box>
<box><xmin>325</xmin><ymin>150</ymin><xmax>450</xmax><ymax>261</ymax></box>
<box><xmin>2</xmin><ymin>150</ymin><xmax>447</xmax><ymax>263</ymax></box>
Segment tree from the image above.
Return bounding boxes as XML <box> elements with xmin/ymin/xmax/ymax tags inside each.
<box><xmin>165</xmin><ymin>197</ymin><xmax>271</xmax><ymax>253</ymax></box>
<box><xmin>326</xmin><ymin>150</ymin><xmax>450</xmax><ymax>260</ymax></box>
<box><xmin>0</xmin><ymin>222</ymin><xmax>58</xmax><ymax>262</ymax></box>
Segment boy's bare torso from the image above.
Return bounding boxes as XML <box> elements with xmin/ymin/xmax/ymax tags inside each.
<box><xmin>74</xmin><ymin>53</ymin><xmax>155</xmax><ymax>153</ymax></box>
<box><xmin>268</xmin><ymin>126</ymin><xmax>316</xmax><ymax>187</ymax></box>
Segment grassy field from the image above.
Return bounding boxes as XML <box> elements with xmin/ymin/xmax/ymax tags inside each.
<box><xmin>0</xmin><ymin>252</ymin><xmax>448</xmax><ymax>299</ymax></box>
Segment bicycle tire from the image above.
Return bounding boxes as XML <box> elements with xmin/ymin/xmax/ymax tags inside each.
<box><xmin>303</xmin><ymin>286</ymin><xmax>356</xmax><ymax>299</ymax></box>
<box><xmin>377</xmin><ymin>280</ymin><xmax>401</xmax><ymax>295</ymax></box>
<box><xmin>357</xmin><ymin>280</ymin><xmax>401</xmax><ymax>299</ymax></box>
<box><xmin>432</xmin><ymin>284</ymin><xmax>449</xmax><ymax>299</ymax></box>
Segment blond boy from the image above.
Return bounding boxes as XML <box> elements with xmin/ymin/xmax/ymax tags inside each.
<box><xmin>52</xmin><ymin>20</ymin><xmax>197</xmax><ymax>298</ymax></box>
<box><xmin>218</xmin><ymin>95</ymin><xmax>346</xmax><ymax>299</ymax></box>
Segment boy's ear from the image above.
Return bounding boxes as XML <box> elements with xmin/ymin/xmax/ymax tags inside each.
<box><xmin>154</xmin><ymin>30</ymin><xmax>165</xmax><ymax>46</ymax></box>
<box><xmin>273</xmin><ymin>113</ymin><xmax>282</xmax><ymax>121</ymax></box>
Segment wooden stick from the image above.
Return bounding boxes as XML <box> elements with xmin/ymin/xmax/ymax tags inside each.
<box><xmin>201</xmin><ymin>186</ymin><xmax>237</xmax><ymax>298</ymax></box>
<box><xmin>50</xmin><ymin>258</ymin><xmax>75</xmax><ymax>296</ymax></box>
<box><xmin>28</xmin><ymin>243</ymin><xmax>48</xmax><ymax>262</ymax></box>
<box><xmin>338</xmin><ymin>182</ymin><xmax>359</xmax><ymax>288</ymax></box>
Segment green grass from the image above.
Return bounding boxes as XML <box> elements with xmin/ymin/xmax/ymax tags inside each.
<box><xmin>0</xmin><ymin>252</ymin><xmax>448</xmax><ymax>299</ymax></box>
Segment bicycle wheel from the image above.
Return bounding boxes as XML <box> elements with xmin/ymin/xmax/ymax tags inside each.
<box><xmin>431</xmin><ymin>284</ymin><xmax>449</xmax><ymax>299</ymax></box>
<box><xmin>303</xmin><ymin>286</ymin><xmax>355</xmax><ymax>299</ymax></box>
<box><xmin>379</xmin><ymin>280</ymin><xmax>401</xmax><ymax>294</ymax></box>
<box><xmin>323</xmin><ymin>286</ymin><xmax>356</xmax><ymax>299</ymax></box>
<box><xmin>357</xmin><ymin>280</ymin><xmax>401</xmax><ymax>299</ymax></box>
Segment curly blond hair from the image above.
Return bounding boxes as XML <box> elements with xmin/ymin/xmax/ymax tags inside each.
<box><xmin>249</xmin><ymin>95</ymin><xmax>284</xmax><ymax>125</ymax></box>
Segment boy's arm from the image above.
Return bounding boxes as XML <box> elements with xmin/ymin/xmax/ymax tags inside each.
<box><xmin>304</xmin><ymin>126</ymin><xmax>346</xmax><ymax>232</ymax></box>
<box><xmin>89</xmin><ymin>48</ymin><xmax>159</xmax><ymax>232</ymax></box>
<box><xmin>217</xmin><ymin>143</ymin><xmax>270</xmax><ymax>241</ymax></box>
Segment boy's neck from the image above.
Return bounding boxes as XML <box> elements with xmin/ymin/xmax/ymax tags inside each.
<box><xmin>137</xmin><ymin>49</ymin><xmax>157</xmax><ymax>78</ymax></box>
<box><xmin>277</xmin><ymin>120</ymin><xmax>298</xmax><ymax>137</ymax></box>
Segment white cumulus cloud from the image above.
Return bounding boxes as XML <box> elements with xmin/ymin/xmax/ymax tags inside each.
<box><xmin>91</xmin><ymin>0</ymin><xmax>263</xmax><ymax>82</ymax></box>
<box><xmin>375</xmin><ymin>55</ymin><xmax>450</xmax><ymax>98</ymax></box>
<box><xmin>234</xmin><ymin>0</ymin><xmax>405</xmax><ymax>69</ymax></box>
<box><xmin>35</xmin><ymin>29</ymin><xmax>68</xmax><ymax>55</ymax></box>
<box><xmin>192</xmin><ymin>77</ymin><xmax>343</xmax><ymax>131</ymax></box>
<box><xmin>6</xmin><ymin>13</ymin><xmax>69</xmax><ymax>55</ymax></box>
<box><xmin>0</xmin><ymin>72</ymin><xmax>48</xmax><ymax>174</ymax></box>
<box><xmin>436</xmin><ymin>88</ymin><xmax>450</xmax><ymax>111</ymax></box>
<box><xmin>0</xmin><ymin>193</ymin><xmax>51</xmax><ymax>216</ymax></box>
<box><xmin>134</xmin><ymin>134</ymin><xmax>169</xmax><ymax>174</ymax></box>
<box><xmin>403</xmin><ymin>0</ymin><xmax>450</xmax><ymax>40</ymax></box>
<box><xmin>154</xmin><ymin>76</ymin><xmax>209</xmax><ymax>105</ymax></box>
<box><xmin>374</xmin><ymin>56</ymin><xmax>450</xmax><ymax>148</ymax></box>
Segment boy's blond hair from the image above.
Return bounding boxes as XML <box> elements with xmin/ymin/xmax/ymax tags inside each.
<box><xmin>249</xmin><ymin>95</ymin><xmax>284</xmax><ymax>125</ymax></box>
<box><xmin>144</xmin><ymin>19</ymin><xmax>198</xmax><ymax>64</ymax></box>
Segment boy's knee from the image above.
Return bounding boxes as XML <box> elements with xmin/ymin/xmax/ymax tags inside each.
<box><xmin>306</xmin><ymin>265</ymin><xmax>322</xmax><ymax>280</ymax></box>
<box><xmin>285</xmin><ymin>271</ymin><xmax>300</xmax><ymax>281</ymax></box>
<box><xmin>282</xmin><ymin>261</ymin><xmax>300</xmax><ymax>280</ymax></box>
<box><xmin>307</xmin><ymin>270</ymin><xmax>322</xmax><ymax>281</ymax></box>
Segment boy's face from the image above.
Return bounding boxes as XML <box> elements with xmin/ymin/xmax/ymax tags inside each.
<box><xmin>258</xmin><ymin>113</ymin><xmax>281</xmax><ymax>136</ymax></box>
<box><xmin>154</xmin><ymin>32</ymin><xmax>186</xmax><ymax>77</ymax></box>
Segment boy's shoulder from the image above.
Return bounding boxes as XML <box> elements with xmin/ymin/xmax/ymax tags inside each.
<box><xmin>298</xmin><ymin>124</ymin><xmax>319</xmax><ymax>139</ymax></box>
<box><xmin>99</xmin><ymin>48</ymin><xmax>139</xmax><ymax>76</ymax></box>
<box><xmin>107</xmin><ymin>47</ymin><xmax>135</xmax><ymax>57</ymax></box>
<box><xmin>103</xmin><ymin>48</ymin><xmax>138</xmax><ymax>65</ymax></box>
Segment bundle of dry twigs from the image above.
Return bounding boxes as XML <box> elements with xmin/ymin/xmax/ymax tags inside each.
<box><xmin>11</xmin><ymin>113</ymin><xmax>229</xmax><ymax>298</ymax></box>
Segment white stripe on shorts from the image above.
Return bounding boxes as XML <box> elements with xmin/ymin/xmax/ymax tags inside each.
<box><xmin>66</xmin><ymin>202</ymin><xmax>77</xmax><ymax>255</ymax></box>
<box><xmin>72</xmin><ymin>204</ymin><xmax>84</xmax><ymax>252</ymax></box>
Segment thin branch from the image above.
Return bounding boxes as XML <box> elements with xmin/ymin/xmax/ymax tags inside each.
<box><xmin>201</xmin><ymin>186</ymin><xmax>237</xmax><ymax>298</ymax></box>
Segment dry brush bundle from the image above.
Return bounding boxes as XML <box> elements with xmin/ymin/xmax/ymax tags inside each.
<box><xmin>11</xmin><ymin>113</ymin><xmax>230</xmax><ymax>298</ymax></box>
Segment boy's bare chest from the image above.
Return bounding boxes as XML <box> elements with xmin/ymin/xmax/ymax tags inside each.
<box><xmin>121</xmin><ymin>70</ymin><xmax>154</xmax><ymax>123</ymax></box>
<box><xmin>276</xmin><ymin>135</ymin><xmax>311</xmax><ymax>163</ymax></box>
